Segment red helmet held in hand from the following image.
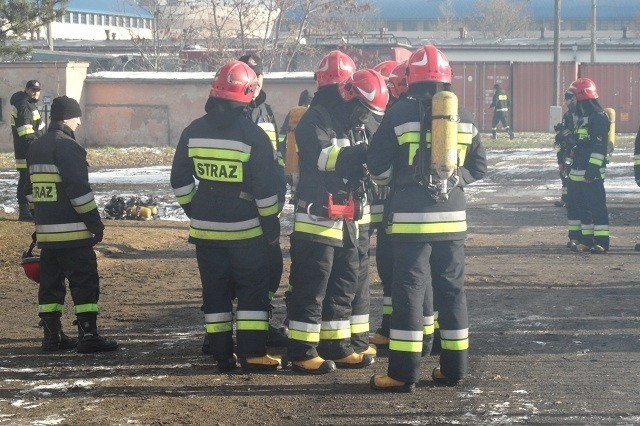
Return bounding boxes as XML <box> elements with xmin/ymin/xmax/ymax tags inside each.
<box><xmin>568</xmin><ymin>77</ymin><xmax>599</xmax><ymax>101</ymax></box>
<box><xmin>388</xmin><ymin>60</ymin><xmax>409</xmax><ymax>99</ymax></box>
<box><xmin>21</xmin><ymin>239</ymin><xmax>40</xmax><ymax>284</ymax></box>
<box><xmin>315</xmin><ymin>50</ymin><xmax>356</xmax><ymax>87</ymax></box>
<box><xmin>406</xmin><ymin>45</ymin><xmax>452</xmax><ymax>85</ymax></box>
<box><xmin>210</xmin><ymin>60</ymin><xmax>258</xmax><ymax>103</ymax></box>
<box><xmin>339</xmin><ymin>69</ymin><xmax>389</xmax><ymax>115</ymax></box>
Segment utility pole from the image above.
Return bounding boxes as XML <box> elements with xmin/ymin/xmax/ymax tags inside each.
<box><xmin>553</xmin><ymin>0</ymin><xmax>561</xmax><ymax>106</ymax></box>
<box><xmin>590</xmin><ymin>0</ymin><xmax>596</xmax><ymax>62</ymax></box>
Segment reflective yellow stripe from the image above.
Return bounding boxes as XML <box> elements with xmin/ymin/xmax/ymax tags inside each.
<box><xmin>258</xmin><ymin>204</ymin><xmax>279</xmax><ymax>217</ymax></box>
<box><xmin>75</xmin><ymin>303</ymin><xmax>99</xmax><ymax>314</ymax></box>
<box><xmin>589</xmin><ymin>157</ymin><xmax>603</xmax><ymax>166</ymax></box>
<box><xmin>30</xmin><ymin>173</ymin><xmax>62</xmax><ymax>183</ymax></box>
<box><xmin>423</xmin><ymin>324</ymin><xmax>435</xmax><ymax>335</ymax></box>
<box><xmin>389</xmin><ymin>339</ymin><xmax>422</xmax><ymax>352</ymax></box>
<box><xmin>206</xmin><ymin>322</ymin><xmax>233</xmax><ymax>333</ymax></box>
<box><xmin>294</xmin><ymin>222</ymin><xmax>343</xmax><ymax>240</ymax></box>
<box><xmin>39</xmin><ymin>303</ymin><xmax>64</xmax><ymax>313</ymax></box>
<box><xmin>193</xmin><ymin>158</ymin><xmax>243</xmax><ymax>183</ymax></box>
<box><xmin>74</xmin><ymin>200</ymin><xmax>97</xmax><ymax>214</ymax></box>
<box><xmin>288</xmin><ymin>329</ymin><xmax>320</xmax><ymax>343</ymax></box>
<box><xmin>441</xmin><ymin>338</ymin><xmax>469</xmax><ymax>351</ymax></box>
<box><xmin>32</xmin><ymin>183</ymin><xmax>57</xmax><ymax>202</ymax></box>
<box><xmin>389</xmin><ymin>221</ymin><xmax>467</xmax><ymax>234</ymax></box>
<box><xmin>37</xmin><ymin>230</ymin><xmax>93</xmax><ymax>242</ymax></box>
<box><xmin>18</xmin><ymin>125</ymin><xmax>34</xmax><ymax>136</ymax></box>
<box><xmin>350</xmin><ymin>322</ymin><xmax>369</xmax><ymax>334</ymax></box>
<box><xmin>320</xmin><ymin>328</ymin><xmax>351</xmax><ymax>340</ymax></box>
<box><xmin>188</xmin><ymin>147</ymin><xmax>250</xmax><ymax>162</ymax></box>
<box><xmin>189</xmin><ymin>226</ymin><xmax>262</xmax><ymax>241</ymax></box>
<box><xmin>383</xmin><ymin>306</ymin><xmax>393</xmax><ymax>315</ymax></box>
<box><xmin>15</xmin><ymin>159</ymin><xmax>27</xmax><ymax>170</ymax></box>
<box><xmin>236</xmin><ymin>320</ymin><xmax>269</xmax><ymax>331</ymax></box>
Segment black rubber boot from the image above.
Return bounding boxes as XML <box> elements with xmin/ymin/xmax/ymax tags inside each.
<box><xmin>18</xmin><ymin>202</ymin><xmax>34</xmax><ymax>222</ymax></box>
<box><xmin>76</xmin><ymin>314</ymin><xmax>118</xmax><ymax>353</ymax></box>
<box><xmin>41</xmin><ymin>317</ymin><xmax>78</xmax><ymax>352</ymax></box>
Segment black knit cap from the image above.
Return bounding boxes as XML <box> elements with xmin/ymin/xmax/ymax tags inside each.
<box><xmin>238</xmin><ymin>53</ymin><xmax>263</xmax><ymax>75</ymax></box>
<box><xmin>50</xmin><ymin>96</ymin><xmax>82</xmax><ymax>121</ymax></box>
<box><xmin>26</xmin><ymin>80</ymin><xmax>41</xmax><ymax>91</ymax></box>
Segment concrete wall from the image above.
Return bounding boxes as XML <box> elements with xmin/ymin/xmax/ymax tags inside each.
<box><xmin>0</xmin><ymin>62</ymin><xmax>89</xmax><ymax>152</ymax></box>
<box><xmin>82</xmin><ymin>72</ymin><xmax>317</xmax><ymax>147</ymax></box>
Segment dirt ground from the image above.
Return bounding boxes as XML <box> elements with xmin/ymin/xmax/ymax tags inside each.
<box><xmin>1</xmin><ymin>145</ymin><xmax>639</xmax><ymax>425</ymax></box>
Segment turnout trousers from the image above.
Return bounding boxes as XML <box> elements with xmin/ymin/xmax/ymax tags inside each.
<box><xmin>350</xmin><ymin>227</ymin><xmax>372</xmax><ymax>352</ymax></box>
<box><xmin>287</xmin><ymin>236</ymin><xmax>359</xmax><ymax>361</ymax></box>
<box><xmin>196</xmin><ymin>241</ymin><xmax>270</xmax><ymax>362</ymax></box>
<box><xmin>577</xmin><ymin>180</ymin><xmax>610</xmax><ymax>249</ymax></box>
<box><xmin>566</xmin><ymin>179</ymin><xmax>583</xmax><ymax>242</ymax></box>
<box><xmin>374</xmin><ymin>226</ymin><xmax>393</xmax><ymax>337</ymax></box>
<box><xmin>17</xmin><ymin>168</ymin><xmax>29</xmax><ymax>204</ymax></box>
<box><xmin>388</xmin><ymin>240</ymin><xmax>468</xmax><ymax>384</ymax></box>
<box><xmin>267</xmin><ymin>241</ymin><xmax>284</xmax><ymax>300</ymax></box>
<box><xmin>38</xmin><ymin>246</ymin><xmax>100</xmax><ymax>318</ymax></box>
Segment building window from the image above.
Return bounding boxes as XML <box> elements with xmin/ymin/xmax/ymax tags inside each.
<box><xmin>55</xmin><ymin>14</ymin><xmax>62</xmax><ymax>23</ymax></box>
<box><xmin>403</xmin><ymin>20</ymin><xmax>418</xmax><ymax>31</ymax></box>
<box><xmin>116</xmin><ymin>16</ymin><xmax>122</xmax><ymax>27</ymax></box>
<box><xmin>146</xmin><ymin>19</ymin><xmax>151</xmax><ymax>29</ymax></box>
<box><xmin>64</xmin><ymin>12</ymin><xmax>70</xmax><ymax>23</ymax></box>
<box><xmin>89</xmin><ymin>14</ymin><xmax>94</xmax><ymax>25</ymax></box>
<box><xmin>72</xmin><ymin>13</ymin><xmax>78</xmax><ymax>24</ymax></box>
<box><xmin>81</xmin><ymin>13</ymin><xmax>87</xmax><ymax>24</ymax></box>
<box><xmin>107</xmin><ymin>15</ymin><xmax>112</xmax><ymax>26</ymax></box>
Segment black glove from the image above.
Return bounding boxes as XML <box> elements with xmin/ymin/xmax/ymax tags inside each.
<box><xmin>260</xmin><ymin>215</ymin><xmax>280</xmax><ymax>245</ymax></box>
<box><xmin>353</xmin><ymin>143</ymin><xmax>368</xmax><ymax>164</ymax></box>
<box><xmin>584</xmin><ymin>164</ymin><xmax>600</xmax><ymax>182</ymax></box>
<box><xmin>92</xmin><ymin>230</ymin><xmax>104</xmax><ymax>246</ymax></box>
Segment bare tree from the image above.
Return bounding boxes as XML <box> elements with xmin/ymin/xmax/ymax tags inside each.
<box><xmin>473</xmin><ymin>0</ymin><xmax>532</xmax><ymax>40</ymax></box>
<box><xmin>435</xmin><ymin>0</ymin><xmax>466</xmax><ymax>38</ymax></box>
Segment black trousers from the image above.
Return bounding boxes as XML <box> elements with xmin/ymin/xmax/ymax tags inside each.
<box><xmin>374</xmin><ymin>226</ymin><xmax>393</xmax><ymax>336</ymax></box>
<box><xmin>287</xmin><ymin>236</ymin><xmax>359</xmax><ymax>361</ymax></box>
<box><xmin>267</xmin><ymin>242</ymin><xmax>283</xmax><ymax>299</ymax></box>
<box><xmin>17</xmin><ymin>168</ymin><xmax>29</xmax><ymax>204</ymax></box>
<box><xmin>491</xmin><ymin>111</ymin><xmax>510</xmax><ymax>130</ymax></box>
<box><xmin>39</xmin><ymin>246</ymin><xmax>100</xmax><ymax>317</ymax></box>
<box><xmin>197</xmin><ymin>241</ymin><xmax>270</xmax><ymax>361</ymax></box>
<box><xmin>566</xmin><ymin>179</ymin><xmax>583</xmax><ymax>242</ymax></box>
<box><xmin>576</xmin><ymin>180</ymin><xmax>610</xmax><ymax>249</ymax></box>
<box><xmin>388</xmin><ymin>240</ymin><xmax>468</xmax><ymax>384</ymax></box>
<box><xmin>351</xmin><ymin>227</ymin><xmax>371</xmax><ymax>352</ymax></box>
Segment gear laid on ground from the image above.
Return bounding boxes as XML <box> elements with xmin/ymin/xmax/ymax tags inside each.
<box><xmin>104</xmin><ymin>195</ymin><xmax>159</xmax><ymax>220</ymax></box>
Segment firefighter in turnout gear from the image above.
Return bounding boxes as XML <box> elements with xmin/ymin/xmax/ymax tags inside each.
<box><xmin>171</xmin><ymin>61</ymin><xmax>283</xmax><ymax>372</ymax></box>
<box><xmin>634</xmin><ymin>125</ymin><xmax>640</xmax><ymax>251</ymax></box>
<box><xmin>554</xmin><ymin>91</ymin><xmax>577</xmax><ymax>210</ymax></box>
<box><xmin>368</xmin><ymin>45</ymin><xmax>487</xmax><ymax>391</ymax></box>
<box><xmin>11</xmin><ymin>80</ymin><xmax>45</xmax><ymax>221</ymax></box>
<box><xmin>566</xmin><ymin>78</ymin><xmax>611</xmax><ymax>254</ymax></box>
<box><xmin>490</xmin><ymin>83</ymin><xmax>514</xmax><ymax>140</ymax></box>
<box><xmin>25</xmin><ymin>96</ymin><xmax>118</xmax><ymax>353</ymax></box>
<box><xmin>286</xmin><ymin>52</ymin><xmax>387</xmax><ymax>374</ymax></box>
<box><xmin>238</xmin><ymin>53</ymin><xmax>289</xmax><ymax>348</ymax></box>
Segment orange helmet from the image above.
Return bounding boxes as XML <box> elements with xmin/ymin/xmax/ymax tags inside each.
<box><xmin>372</xmin><ymin>60</ymin><xmax>399</xmax><ymax>80</ymax></box>
<box><xmin>568</xmin><ymin>77</ymin><xmax>598</xmax><ymax>101</ymax></box>
<box><xmin>315</xmin><ymin>50</ymin><xmax>356</xmax><ymax>87</ymax></box>
<box><xmin>210</xmin><ymin>61</ymin><xmax>259</xmax><ymax>103</ymax></box>
<box><xmin>339</xmin><ymin>69</ymin><xmax>389</xmax><ymax>115</ymax></box>
<box><xmin>406</xmin><ymin>45</ymin><xmax>452</xmax><ymax>86</ymax></box>
<box><xmin>388</xmin><ymin>61</ymin><xmax>409</xmax><ymax>99</ymax></box>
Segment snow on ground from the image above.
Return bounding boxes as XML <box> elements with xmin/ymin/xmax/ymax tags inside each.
<box><xmin>1</xmin><ymin>148</ymin><xmax>637</xmax><ymax>220</ymax></box>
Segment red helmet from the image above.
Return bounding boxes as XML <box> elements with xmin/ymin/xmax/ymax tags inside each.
<box><xmin>568</xmin><ymin>77</ymin><xmax>598</xmax><ymax>101</ymax></box>
<box><xmin>406</xmin><ymin>45</ymin><xmax>452</xmax><ymax>85</ymax></box>
<box><xmin>210</xmin><ymin>60</ymin><xmax>258</xmax><ymax>103</ymax></box>
<box><xmin>339</xmin><ymin>69</ymin><xmax>389</xmax><ymax>115</ymax></box>
<box><xmin>388</xmin><ymin>60</ymin><xmax>409</xmax><ymax>99</ymax></box>
<box><xmin>315</xmin><ymin>50</ymin><xmax>356</xmax><ymax>87</ymax></box>
<box><xmin>21</xmin><ymin>255</ymin><xmax>40</xmax><ymax>283</ymax></box>
<box><xmin>372</xmin><ymin>61</ymin><xmax>399</xmax><ymax>80</ymax></box>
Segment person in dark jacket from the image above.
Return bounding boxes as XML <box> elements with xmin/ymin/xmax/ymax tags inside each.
<box><xmin>368</xmin><ymin>45</ymin><xmax>487</xmax><ymax>391</ymax></box>
<box><xmin>634</xmin><ymin>125</ymin><xmax>640</xmax><ymax>251</ymax></box>
<box><xmin>11</xmin><ymin>80</ymin><xmax>45</xmax><ymax>221</ymax></box>
<box><xmin>554</xmin><ymin>91</ymin><xmax>577</xmax><ymax>210</ymax></box>
<box><xmin>490</xmin><ymin>83</ymin><xmax>514</xmax><ymax>140</ymax></box>
<box><xmin>238</xmin><ymin>53</ymin><xmax>289</xmax><ymax>348</ymax></box>
<box><xmin>25</xmin><ymin>96</ymin><xmax>118</xmax><ymax>353</ymax></box>
<box><xmin>286</xmin><ymin>51</ymin><xmax>388</xmax><ymax>374</ymax></box>
<box><xmin>566</xmin><ymin>78</ymin><xmax>611</xmax><ymax>254</ymax></box>
<box><xmin>171</xmin><ymin>60</ymin><xmax>283</xmax><ymax>372</ymax></box>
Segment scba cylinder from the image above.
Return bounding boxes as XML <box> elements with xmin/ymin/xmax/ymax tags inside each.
<box><xmin>431</xmin><ymin>91</ymin><xmax>459</xmax><ymax>180</ymax></box>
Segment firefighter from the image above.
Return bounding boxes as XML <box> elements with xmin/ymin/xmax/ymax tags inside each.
<box><xmin>237</xmin><ymin>53</ymin><xmax>289</xmax><ymax>348</ymax></box>
<box><xmin>287</xmin><ymin>53</ymin><xmax>388</xmax><ymax>374</ymax></box>
<box><xmin>25</xmin><ymin>96</ymin><xmax>118</xmax><ymax>353</ymax></box>
<box><xmin>554</xmin><ymin>91</ymin><xmax>577</xmax><ymax>209</ymax></box>
<box><xmin>566</xmin><ymin>78</ymin><xmax>611</xmax><ymax>254</ymax></box>
<box><xmin>171</xmin><ymin>60</ymin><xmax>283</xmax><ymax>372</ymax></box>
<box><xmin>11</xmin><ymin>80</ymin><xmax>45</xmax><ymax>221</ymax></box>
<box><xmin>490</xmin><ymin>83</ymin><xmax>514</xmax><ymax>140</ymax></box>
<box><xmin>635</xmin><ymin>125</ymin><xmax>640</xmax><ymax>251</ymax></box>
<box><xmin>368</xmin><ymin>45</ymin><xmax>487</xmax><ymax>391</ymax></box>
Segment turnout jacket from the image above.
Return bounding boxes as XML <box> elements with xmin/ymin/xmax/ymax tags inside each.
<box><xmin>26</xmin><ymin>122</ymin><xmax>103</xmax><ymax>249</ymax></box>
<box><xmin>568</xmin><ymin>105</ymin><xmax>610</xmax><ymax>182</ymax></box>
<box><xmin>11</xmin><ymin>91</ymin><xmax>44</xmax><ymax>170</ymax></box>
<box><xmin>171</xmin><ymin>103</ymin><xmax>281</xmax><ymax>246</ymax></box>
<box><xmin>490</xmin><ymin>89</ymin><xmax>509</xmax><ymax>112</ymax></box>
<box><xmin>293</xmin><ymin>86</ymin><xmax>368</xmax><ymax>247</ymax></box>
<box><xmin>367</xmin><ymin>92</ymin><xmax>487</xmax><ymax>242</ymax></box>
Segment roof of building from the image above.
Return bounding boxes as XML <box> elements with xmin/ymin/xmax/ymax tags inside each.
<box><xmin>374</xmin><ymin>0</ymin><xmax>640</xmax><ymax>21</ymax></box>
<box><xmin>64</xmin><ymin>0</ymin><xmax>153</xmax><ymax>19</ymax></box>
